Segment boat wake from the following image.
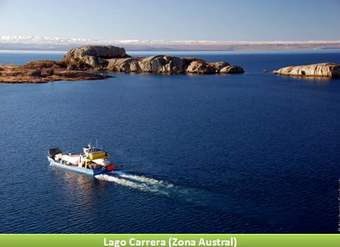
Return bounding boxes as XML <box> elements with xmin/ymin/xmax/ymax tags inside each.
<box><xmin>95</xmin><ymin>171</ymin><xmax>235</xmax><ymax>212</ymax></box>
<box><xmin>95</xmin><ymin>171</ymin><xmax>176</xmax><ymax>196</ymax></box>
<box><xmin>48</xmin><ymin>146</ymin><xmax>239</xmax><ymax>212</ymax></box>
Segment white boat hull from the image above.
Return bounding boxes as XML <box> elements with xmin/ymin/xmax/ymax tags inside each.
<box><xmin>48</xmin><ymin>157</ymin><xmax>95</xmax><ymax>176</ymax></box>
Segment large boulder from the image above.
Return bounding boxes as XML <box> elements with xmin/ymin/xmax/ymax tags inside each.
<box><xmin>208</xmin><ymin>62</ymin><xmax>230</xmax><ymax>72</ymax></box>
<box><xmin>182</xmin><ymin>57</ymin><xmax>205</xmax><ymax>67</ymax></box>
<box><xmin>76</xmin><ymin>46</ymin><xmax>127</xmax><ymax>58</ymax></box>
<box><xmin>64</xmin><ymin>45</ymin><xmax>128</xmax><ymax>69</ymax></box>
<box><xmin>219</xmin><ymin>65</ymin><xmax>244</xmax><ymax>74</ymax></box>
<box><xmin>138</xmin><ymin>55</ymin><xmax>184</xmax><ymax>73</ymax></box>
<box><xmin>106</xmin><ymin>58</ymin><xmax>141</xmax><ymax>73</ymax></box>
<box><xmin>274</xmin><ymin>63</ymin><xmax>340</xmax><ymax>78</ymax></box>
<box><xmin>186</xmin><ymin>60</ymin><xmax>214</xmax><ymax>74</ymax></box>
<box><xmin>185</xmin><ymin>60</ymin><xmax>244</xmax><ymax>74</ymax></box>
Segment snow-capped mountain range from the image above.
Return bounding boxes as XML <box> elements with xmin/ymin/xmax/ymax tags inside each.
<box><xmin>1</xmin><ymin>35</ymin><xmax>340</xmax><ymax>51</ymax></box>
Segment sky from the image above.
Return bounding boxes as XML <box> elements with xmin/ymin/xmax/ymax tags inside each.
<box><xmin>0</xmin><ymin>0</ymin><xmax>340</xmax><ymax>41</ymax></box>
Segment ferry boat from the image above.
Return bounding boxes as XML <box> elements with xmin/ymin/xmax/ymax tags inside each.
<box><xmin>48</xmin><ymin>144</ymin><xmax>115</xmax><ymax>176</ymax></box>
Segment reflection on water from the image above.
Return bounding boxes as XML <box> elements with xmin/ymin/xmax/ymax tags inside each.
<box><xmin>50</xmin><ymin>168</ymin><xmax>104</xmax><ymax>210</ymax></box>
<box><xmin>275</xmin><ymin>74</ymin><xmax>333</xmax><ymax>86</ymax></box>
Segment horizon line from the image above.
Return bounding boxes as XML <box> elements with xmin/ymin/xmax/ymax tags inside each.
<box><xmin>1</xmin><ymin>35</ymin><xmax>340</xmax><ymax>45</ymax></box>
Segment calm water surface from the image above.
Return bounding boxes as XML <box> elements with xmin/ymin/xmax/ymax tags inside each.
<box><xmin>0</xmin><ymin>50</ymin><xmax>340</xmax><ymax>233</ymax></box>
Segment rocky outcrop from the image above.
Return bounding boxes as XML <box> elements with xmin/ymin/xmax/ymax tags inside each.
<box><xmin>274</xmin><ymin>63</ymin><xmax>340</xmax><ymax>78</ymax></box>
<box><xmin>137</xmin><ymin>55</ymin><xmax>184</xmax><ymax>73</ymax></box>
<box><xmin>105</xmin><ymin>56</ymin><xmax>244</xmax><ymax>75</ymax></box>
<box><xmin>186</xmin><ymin>60</ymin><xmax>214</xmax><ymax>74</ymax></box>
<box><xmin>209</xmin><ymin>62</ymin><xmax>230</xmax><ymax>72</ymax></box>
<box><xmin>220</xmin><ymin>65</ymin><xmax>245</xmax><ymax>74</ymax></box>
<box><xmin>62</xmin><ymin>45</ymin><xmax>244</xmax><ymax>75</ymax></box>
<box><xmin>106</xmin><ymin>57</ymin><xmax>140</xmax><ymax>73</ymax></box>
<box><xmin>64</xmin><ymin>45</ymin><xmax>128</xmax><ymax>69</ymax></box>
<box><xmin>0</xmin><ymin>60</ymin><xmax>110</xmax><ymax>83</ymax></box>
<box><xmin>183</xmin><ymin>60</ymin><xmax>244</xmax><ymax>74</ymax></box>
<box><xmin>0</xmin><ymin>45</ymin><xmax>245</xmax><ymax>83</ymax></box>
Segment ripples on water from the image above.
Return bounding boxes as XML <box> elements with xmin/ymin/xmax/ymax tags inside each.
<box><xmin>0</xmin><ymin>51</ymin><xmax>340</xmax><ymax>233</ymax></box>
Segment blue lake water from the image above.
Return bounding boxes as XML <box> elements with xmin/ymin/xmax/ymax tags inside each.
<box><xmin>0</xmin><ymin>50</ymin><xmax>340</xmax><ymax>233</ymax></box>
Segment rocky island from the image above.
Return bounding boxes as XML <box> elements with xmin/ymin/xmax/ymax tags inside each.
<box><xmin>274</xmin><ymin>63</ymin><xmax>340</xmax><ymax>79</ymax></box>
<box><xmin>0</xmin><ymin>45</ymin><xmax>244</xmax><ymax>83</ymax></box>
<box><xmin>0</xmin><ymin>60</ymin><xmax>110</xmax><ymax>83</ymax></box>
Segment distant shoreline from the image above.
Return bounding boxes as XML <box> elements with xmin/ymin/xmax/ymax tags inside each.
<box><xmin>0</xmin><ymin>49</ymin><xmax>66</xmax><ymax>54</ymax></box>
<box><xmin>1</xmin><ymin>48</ymin><xmax>340</xmax><ymax>55</ymax></box>
<box><xmin>1</xmin><ymin>38</ymin><xmax>340</xmax><ymax>53</ymax></box>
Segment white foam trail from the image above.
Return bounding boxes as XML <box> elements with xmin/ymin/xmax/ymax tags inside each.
<box><xmin>120</xmin><ymin>173</ymin><xmax>161</xmax><ymax>185</ymax></box>
<box><xmin>95</xmin><ymin>171</ymin><xmax>190</xmax><ymax>198</ymax></box>
<box><xmin>117</xmin><ymin>172</ymin><xmax>174</xmax><ymax>188</ymax></box>
<box><xmin>95</xmin><ymin>172</ymin><xmax>236</xmax><ymax>212</ymax></box>
<box><xmin>95</xmin><ymin>173</ymin><xmax>170</xmax><ymax>195</ymax></box>
<box><xmin>98</xmin><ymin>172</ymin><xmax>211</xmax><ymax>204</ymax></box>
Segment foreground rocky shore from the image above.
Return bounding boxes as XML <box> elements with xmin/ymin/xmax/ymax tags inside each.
<box><xmin>0</xmin><ymin>61</ymin><xmax>110</xmax><ymax>83</ymax></box>
<box><xmin>274</xmin><ymin>63</ymin><xmax>340</xmax><ymax>78</ymax></box>
<box><xmin>0</xmin><ymin>45</ymin><xmax>244</xmax><ymax>83</ymax></box>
